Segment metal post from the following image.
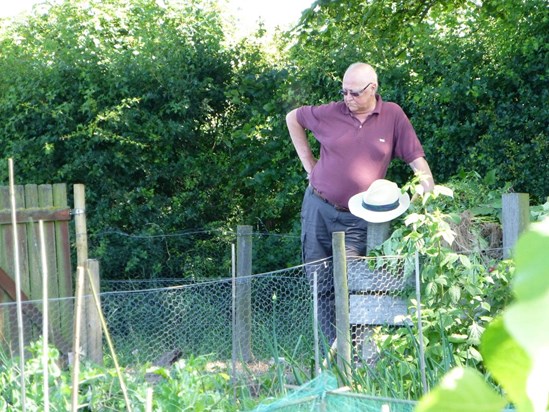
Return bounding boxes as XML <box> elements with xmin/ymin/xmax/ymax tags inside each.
<box><xmin>73</xmin><ymin>184</ymin><xmax>88</xmax><ymax>266</ymax></box>
<box><xmin>231</xmin><ymin>243</ymin><xmax>237</xmax><ymax>400</ymax></box>
<box><xmin>313</xmin><ymin>270</ymin><xmax>320</xmax><ymax>376</ymax></box>
<box><xmin>502</xmin><ymin>193</ymin><xmax>529</xmax><ymax>258</ymax></box>
<box><xmin>333</xmin><ymin>231</ymin><xmax>351</xmax><ymax>384</ymax></box>
<box><xmin>415</xmin><ymin>251</ymin><xmax>428</xmax><ymax>393</ymax></box>
<box><xmin>234</xmin><ymin>225</ymin><xmax>252</xmax><ymax>362</ymax></box>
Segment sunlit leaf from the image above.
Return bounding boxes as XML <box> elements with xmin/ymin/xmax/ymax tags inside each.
<box><xmin>434</xmin><ymin>185</ymin><xmax>454</xmax><ymax>198</ymax></box>
<box><xmin>504</xmin><ymin>291</ymin><xmax>549</xmax><ymax>412</ymax></box>
<box><xmin>458</xmin><ymin>254</ymin><xmax>472</xmax><ymax>269</ymax></box>
<box><xmin>512</xmin><ymin>218</ymin><xmax>549</xmax><ymax>301</ymax></box>
<box><xmin>449</xmin><ymin>285</ymin><xmax>461</xmax><ymax>304</ymax></box>
<box><xmin>416</xmin><ymin>367</ymin><xmax>506</xmax><ymax>412</ymax></box>
<box><xmin>481</xmin><ymin>317</ymin><xmax>533</xmax><ymax>412</ymax></box>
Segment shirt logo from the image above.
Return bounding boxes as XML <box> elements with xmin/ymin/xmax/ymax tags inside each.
<box><xmin>379</xmin><ymin>138</ymin><xmax>386</xmax><ymax>143</ymax></box>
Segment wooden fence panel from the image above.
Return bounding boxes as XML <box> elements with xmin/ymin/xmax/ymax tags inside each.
<box><xmin>0</xmin><ymin>184</ymin><xmax>73</xmax><ymax>355</ymax></box>
<box><xmin>23</xmin><ymin>184</ymin><xmax>42</xmax><ymax>342</ymax></box>
<box><xmin>52</xmin><ymin>184</ymin><xmax>74</xmax><ymax>351</ymax></box>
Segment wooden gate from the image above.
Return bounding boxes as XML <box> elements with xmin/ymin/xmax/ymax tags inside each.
<box><xmin>0</xmin><ymin>183</ymin><xmax>73</xmax><ymax>356</ymax></box>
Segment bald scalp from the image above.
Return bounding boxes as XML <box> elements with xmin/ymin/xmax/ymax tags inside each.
<box><xmin>343</xmin><ymin>62</ymin><xmax>378</xmax><ymax>85</ymax></box>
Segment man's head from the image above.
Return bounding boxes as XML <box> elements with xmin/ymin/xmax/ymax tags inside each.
<box><xmin>341</xmin><ymin>63</ymin><xmax>378</xmax><ymax>114</ymax></box>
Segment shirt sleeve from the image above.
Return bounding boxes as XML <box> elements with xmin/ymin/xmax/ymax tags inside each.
<box><xmin>392</xmin><ymin>105</ymin><xmax>425</xmax><ymax>164</ymax></box>
<box><xmin>296</xmin><ymin>105</ymin><xmax>319</xmax><ymax>131</ymax></box>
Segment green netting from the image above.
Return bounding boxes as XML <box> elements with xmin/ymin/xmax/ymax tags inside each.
<box><xmin>252</xmin><ymin>372</ymin><xmax>417</xmax><ymax>412</ymax></box>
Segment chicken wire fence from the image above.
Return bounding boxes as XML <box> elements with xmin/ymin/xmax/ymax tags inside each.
<box><xmin>0</xmin><ymin>254</ymin><xmax>423</xmax><ymax>378</ymax></box>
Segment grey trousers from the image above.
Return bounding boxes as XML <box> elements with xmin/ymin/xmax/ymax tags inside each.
<box><xmin>301</xmin><ymin>186</ymin><xmax>368</xmax><ymax>344</ymax></box>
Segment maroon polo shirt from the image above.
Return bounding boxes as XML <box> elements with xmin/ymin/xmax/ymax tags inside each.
<box><xmin>296</xmin><ymin>95</ymin><xmax>425</xmax><ymax>207</ymax></box>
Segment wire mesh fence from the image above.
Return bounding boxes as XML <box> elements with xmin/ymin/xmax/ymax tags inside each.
<box><xmin>0</xmin><ymin>297</ymin><xmax>74</xmax><ymax>360</ymax></box>
<box><xmin>98</xmin><ymin>268</ymin><xmax>314</xmax><ymax>366</ymax></box>
<box><xmin>0</xmin><ymin>244</ymin><xmax>513</xmax><ymax>409</ymax></box>
<box><xmin>347</xmin><ymin>255</ymin><xmax>418</xmax><ymax>364</ymax></box>
<box><xmin>1</xmin><ymin>254</ymin><xmax>424</xmax><ymax>374</ymax></box>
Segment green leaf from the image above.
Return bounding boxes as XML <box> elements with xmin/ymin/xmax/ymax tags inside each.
<box><xmin>448</xmin><ymin>333</ymin><xmax>468</xmax><ymax>343</ymax></box>
<box><xmin>449</xmin><ymin>285</ymin><xmax>461</xmax><ymax>304</ymax></box>
<box><xmin>416</xmin><ymin>367</ymin><xmax>507</xmax><ymax>412</ymax></box>
<box><xmin>458</xmin><ymin>254</ymin><xmax>472</xmax><ymax>269</ymax></box>
<box><xmin>441</xmin><ymin>229</ymin><xmax>456</xmax><ymax>246</ymax></box>
<box><xmin>467</xmin><ymin>346</ymin><xmax>483</xmax><ymax>363</ymax></box>
<box><xmin>481</xmin><ymin>317</ymin><xmax>533</xmax><ymax>412</ymax></box>
<box><xmin>503</xmin><ymin>290</ymin><xmax>549</xmax><ymax>412</ymax></box>
<box><xmin>405</xmin><ymin>213</ymin><xmax>421</xmax><ymax>225</ymax></box>
<box><xmin>426</xmin><ymin>281</ymin><xmax>437</xmax><ymax>296</ymax></box>
<box><xmin>442</xmin><ymin>252</ymin><xmax>459</xmax><ymax>265</ymax></box>
<box><xmin>434</xmin><ymin>185</ymin><xmax>454</xmax><ymax>198</ymax></box>
<box><xmin>480</xmin><ymin>301</ymin><xmax>491</xmax><ymax>312</ymax></box>
<box><xmin>512</xmin><ymin>218</ymin><xmax>549</xmax><ymax>301</ymax></box>
<box><xmin>468</xmin><ymin>321</ymin><xmax>484</xmax><ymax>345</ymax></box>
<box><xmin>435</xmin><ymin>276</ymin><xmax>448</xmax><ymax>287</ymax></box>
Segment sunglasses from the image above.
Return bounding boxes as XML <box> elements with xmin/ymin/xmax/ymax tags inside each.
<box><xmin>339</xmin><ymin>82</ymin><xmax>372</xmax><ymax>97</ymax></box>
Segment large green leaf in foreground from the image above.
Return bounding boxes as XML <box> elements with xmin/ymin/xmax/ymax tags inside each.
<box><xmin>482</xmin><ymin>317</ymin><xmax>532</xmax><ymax>412</ymax></box>
<box><xmin>503</xmin><ymin>218</ymin><xmax>549</xmax><ymax>411</ymax></box>
<box><xmin>415</xmin><ymin>367</ymin><xmax>506</xmax><ymax>412</ymax></box>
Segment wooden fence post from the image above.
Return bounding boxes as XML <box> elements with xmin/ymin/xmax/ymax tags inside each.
<box><xmin>366</xmin><ymin>222</ymin><xmax>391</xmax><ymax>254</ymax></box>
<box><xmin>333</xmin><ymin>231</ymin><xmax>351</xmax><ymax>384</ymax></box>
<box><xmin>234</xmin><ymin>225</ymin><xmax>252</xmax><ymax>362</ymax></box>
<box><xmin>502</xmin><ymin>193</ymin><xmax>529</xmax><ymax>259</ymax></box>
<box><xmin>86</xmin><ymin>259</ymin><xmax>102</xmax><ymax>364</ymax></box>
<box><xmin>73</xmin><ymin>184</ymin><xmax>91</xmax><ymax>360</ymax></box>
<box><xmin>73</xmin><ymin>185</ymin><xmax>88</xmax><ymax>266</ymax></box>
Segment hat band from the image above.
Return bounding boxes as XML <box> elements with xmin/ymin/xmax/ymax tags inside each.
<box><xmin>362</xmin><ymin>199</ymin><xmax>400</xmax><ymax>212</ymax></box>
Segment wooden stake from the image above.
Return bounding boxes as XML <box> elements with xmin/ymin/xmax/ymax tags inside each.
<box><xmin>39</xmin><ymin>220</ymin><xmax>50</xmax><ymax>411</ymax></box>
<box><xmin>145</xmin><ymin>387</ymin><xmax>153</xmax><ymax>412</ymax></box>
<box><xmin>86</xmin><ymin>266</ymin><xmax>132</xmax><ymax>412</ymax></box>
<box><xmin>73</xmin><ymin>184</ymin><xmax>91</xmax><ymax>362</ymax></box>
<box><xmin>8</xmin><ymin>158</ymin><xmax>26</xmax><ymax>411</ymax></box>
<box><xmin>85</xmin><ymin>259</ymin><xmax>103</xmax><ymax>364</ymax></box>
<box><xmin>71</xmin><ymin>266</ymin><xmax>85</xmax><ymax>412</ymax></box>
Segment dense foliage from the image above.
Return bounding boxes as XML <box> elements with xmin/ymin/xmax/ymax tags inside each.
<box><xmin>0</xmin><ymin>0</ymin><xmax>297</xmax><ymax>278</ymax></box>
<box><xmin>0</xmin><ymin>0</ymin><xmax>547</xmax><ymax>280</ymax></box>
<box><xmin>288</xmin><ymin>0</ymin><xmax>548</xmax><ymax>200</ymax></box>
<box><xmin>0</xmin><ymin>340</ymin><xmax>259</xmax><ymax>410</ymax></box>
<box><xmin>1</xmin><ymin>2</ymin><xmax>547</xmax><ymax>408</ymax></box>
<box><xmin>416</xmin><ymin>217</ymin><xmax>549</xmax><ymax>412</ymax></box>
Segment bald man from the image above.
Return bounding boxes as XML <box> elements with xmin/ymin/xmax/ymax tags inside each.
<box><xmin>286</xmin><ymin>62</ymin><xmax>434</xmax><ymax>343</ymax></box>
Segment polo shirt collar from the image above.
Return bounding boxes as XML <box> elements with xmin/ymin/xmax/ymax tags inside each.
<box><xmin>341</xmin><ymin>94</ymin><xmax>383</xmax><ymax>116</ymax></box>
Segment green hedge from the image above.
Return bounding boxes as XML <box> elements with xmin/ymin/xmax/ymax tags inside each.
<box><xmin>0</xmin><ymin>0</ymin><xmax>546</xmax><ymax>279</ymax></box>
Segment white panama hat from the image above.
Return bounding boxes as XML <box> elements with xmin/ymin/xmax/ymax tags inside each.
<box><xmin>348</xmin><ymin>179</ymin><xmax>410</xmax><ymax>223</ymax></box>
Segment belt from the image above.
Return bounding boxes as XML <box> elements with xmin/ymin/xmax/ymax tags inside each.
<box><xmin>310</xmin><ymin>186</ymin><xmax>350</xmax><ymax>212</ymax></box>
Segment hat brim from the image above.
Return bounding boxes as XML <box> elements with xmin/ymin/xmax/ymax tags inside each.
<box><xmin>348</xmin><ymin>192</ymin><xmax>410</xmax><ymax>223</ymax></box>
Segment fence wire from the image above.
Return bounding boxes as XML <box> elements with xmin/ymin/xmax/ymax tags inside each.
<box><xmin>90</xmin><ymin>229</ymin><xmax>302</xmax><ymax>280</ymax></box>
<box><xmin>1</xmin><ymin>255</ymin><xmax>424</xmax><ymax>374</ymax></box>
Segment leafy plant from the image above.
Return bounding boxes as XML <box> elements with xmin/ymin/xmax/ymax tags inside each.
<box><xmin>366</xmin><ymin>178</ymin><xmax>514</xmax><ymax>395</ymax></box>
<box><xmin>416</xmin><ymin>217</ymin><xmax>549</xmax><ymax>411</ymax></box>
<box><xmin>0</xmin><ymin>339</ymin><xmax>265</xmax><ymax>411</ymax></box>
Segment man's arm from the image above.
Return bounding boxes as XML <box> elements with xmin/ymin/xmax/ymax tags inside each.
<box><xmin>286</xmin><ymin>109</ymin><xmax>317</xmax><ymax>175</ymax></box>
<box><xmin>409</xmin><ymin>157</ymin><xmax>435</xmax><ymax>193</ymax></box>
